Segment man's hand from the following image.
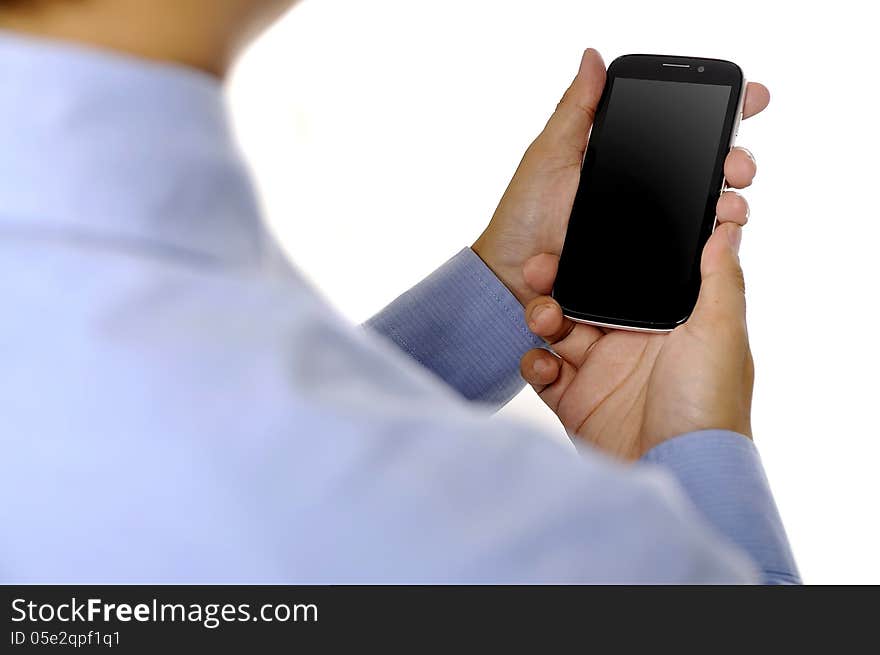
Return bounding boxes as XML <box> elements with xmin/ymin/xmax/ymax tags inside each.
<box><xmin>519</xmin><ymin>223</ymin><xmax>753</xmax><ymax>460</ymax></box>
<box><xmin>472</xmin><ymin>49</ymin><xmax>770</xmax><ymax>307</ymax></box>
<box><xmin>472</xmin><ymin>48</ymin><xmax>770</xmax><ymax>460</ymax></box>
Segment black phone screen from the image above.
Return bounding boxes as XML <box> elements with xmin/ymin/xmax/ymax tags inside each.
<box><xmin>554</xmin><ymin>68</ymin><xmax>739</xmax><ymax>329</ymax></box>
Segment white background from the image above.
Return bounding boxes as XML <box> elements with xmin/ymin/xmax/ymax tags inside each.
<box><xmin>229</xmin><ymin>0</ymin><xmax>880</xmax><ymax>583</ymax></box>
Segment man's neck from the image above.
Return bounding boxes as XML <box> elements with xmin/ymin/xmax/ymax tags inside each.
<box><xmin>0</xmin><ymin>2</ymin><xmax>237</xmax><ymax>78</ymax></box>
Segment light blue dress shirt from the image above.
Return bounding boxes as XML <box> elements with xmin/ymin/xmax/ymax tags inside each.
<box><xmin>0</xmin><ymin>32</ymin><xmax>799</xmax><ymax>584</ymax></box>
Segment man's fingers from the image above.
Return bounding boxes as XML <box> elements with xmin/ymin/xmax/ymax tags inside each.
<box><xmin>716</xmin><ymin>191</ymin><xmax>750</xmax><ymax>225</ymax></box>
<box><xmin>536</xmin><ymin>48</ymin><xmax>606</xmax><ymax>163</ymax></box>
<box><xmin>520</xmin><ymin>349</ymin><xmax>579</xmax><ymax>416</ymax></box>
<box><xmin>691</xmin><ymin>222</ymin><xmax>747</xmax><ymax>327</ymax></box>
<box><xmin>520</xmin><ymin>349</ymin><xmax>562</xmax><ymax>389</ymax></box>
<box><xmin>724</xmin><ymin>147</ymin><xmax>757</xmax><ymax>189</ymax></box>
<box><xmin>525</xmin><ymin>295</ymin><xmax>604</xmax><ymax>366</ymax></box>
<box><xmin>525</xmin><ymin>296</ymin><xmax>575</xmax><ymax>344</ymax></box>
<box><xmin>743</xmin><ymin>82</ymin><xmax>771</xmax><ymax>119</ymax></box>
<box><xmin>522</xmin><ymin>253</ymin><xmax>560</xmax><ymax>296</ymax></box>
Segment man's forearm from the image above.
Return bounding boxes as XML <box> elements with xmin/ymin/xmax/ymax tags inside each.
<box><xmin>642</xmin><ymin>431</ymin><xmax>801</xmax><ymax>584</ymax></box>
<box><xmin>365</xmin><ymin>248</ymin><xmax>544</xmax><ymax>408</ymax></box>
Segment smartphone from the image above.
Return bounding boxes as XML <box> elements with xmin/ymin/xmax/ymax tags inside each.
<box><xmin>553</xmin><ymin>54</ymin><xmax>746</xmax><ymax>332</ymax></box>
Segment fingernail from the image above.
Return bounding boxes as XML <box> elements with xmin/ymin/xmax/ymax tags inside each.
<box><xmin>739</xmin><ymin>147</ymin><xmax>756</xmax><ymax>162</ymax></box>
<box><xmin>530</xmin><ymin>304</ymin><xmax>551</xmax><ymax>330</ymax></box>
<box><xmin>533</xmin><ymin>358</ymin><xmax>552</xmax><ymax>376</ymax></box>
<box><xmin>727</xmin><ymin>225</ymin><xmax>742</xmax><ymax>254</ymax></box>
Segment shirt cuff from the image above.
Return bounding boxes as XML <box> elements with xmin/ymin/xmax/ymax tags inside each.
<box><xmin>366</xmin><ymin>248</ymin><xmax>545</xmax><ymax>407</ymax></box>
<box><xmin>642</xmin><ymin>430</ymin><xmax>801</xmax><ymax>584</ymax></box>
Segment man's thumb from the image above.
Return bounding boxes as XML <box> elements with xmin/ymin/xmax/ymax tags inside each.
<box><xmin>538</xmin><ymin>49</ymin><xmax>606</xmax><ymax>160</ymax></box>
<box><xmin>691</xmin><ymin>223</ymin><xmax>747</xmax><ymax>325</ymax></box>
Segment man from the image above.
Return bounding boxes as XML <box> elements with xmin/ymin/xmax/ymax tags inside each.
<box><xmin>0</xmin><ymin>1</ymin><xmax>797</xmax><ymax>583</ymax></box>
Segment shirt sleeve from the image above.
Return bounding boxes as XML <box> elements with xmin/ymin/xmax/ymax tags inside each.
<box><xmin>365</xmin><ymin>248</ymin><xmax>544</xmax><ymax>408</ymax></box>
<box><xmin>642</xmin><ymin>430</ymin><xmax>801</xmax><ymax>584</ymax></box>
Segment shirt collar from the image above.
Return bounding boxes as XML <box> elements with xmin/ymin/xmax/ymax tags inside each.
<box><xmin>0</xmin><ymin>31</ymin><xmax>273</xmax><ymax>266</ymax></box>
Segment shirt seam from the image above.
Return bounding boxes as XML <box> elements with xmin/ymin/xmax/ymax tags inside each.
<box><xmin>461</xmin><ymin>255</ymin><xmax>536</xmax><ymax>344</ymax></box>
